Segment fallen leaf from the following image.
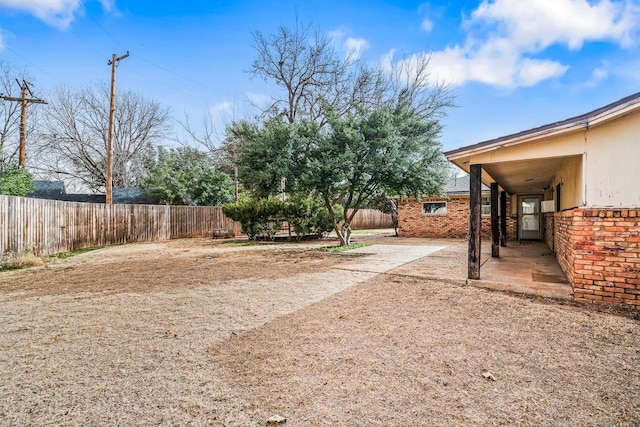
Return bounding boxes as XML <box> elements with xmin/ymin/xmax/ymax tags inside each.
<box><xmin>268</xmin><ymin>414</ymin><xmax>286</xmax><ymax>424</ymax></box>
<box><xmin>482</xmin><ymin>371</ymin><xmax>497</xmax><ymax>381</ymax></box>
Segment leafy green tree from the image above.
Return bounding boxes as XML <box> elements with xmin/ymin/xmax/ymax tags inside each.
<box><xmin>0</xmin><ymin>166</ymin><xmax>36</xmax><ymax>196</ymax></box>
<box><xmin>238</xmin><ymin>102</ymin><xmax>449</xmax><ymax>245</ymax></box>
<box><xmin>141</xmin><ymin>147</ymin><xmax>234</xmax><ymax>206</ymax></box>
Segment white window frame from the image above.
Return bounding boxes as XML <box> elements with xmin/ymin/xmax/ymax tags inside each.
<box><xmin>481</xmin><ymin>196</ymin><xmax>491</xmax><ymax>217</ymax></box>
<box><xmin>422</xmin><ymin>201</ymin><xmax>447</xmax><ymax>215</ymax></box>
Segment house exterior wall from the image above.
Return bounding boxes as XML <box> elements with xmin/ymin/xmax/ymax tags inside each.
<box><xmin>544</xmin><ymin>213</ymin><xmax>555</xmax><ymax>250</ymax></box>
<box><xmin>554</xmin><ymin>208</ymin><xmax>640</xmax><ymax>308</ymax></box>
<box><xmin>465</xmin><ymin>130</ymin><xmax>584</xmax><ymax>166</ymax></box>
<box><xmin>584</xmin><ymin>110</ymin><xmax>640</xmax><ymax>208</ymax></box>
<box><xmin>397</xmin><ymin>196</ymin><xmax>517</xmax><ymax>240</ymax></box>
<box><xmin>551</xmin><ymin>155</ymin><xmax>583</xmax><ymax>210</ymax></box>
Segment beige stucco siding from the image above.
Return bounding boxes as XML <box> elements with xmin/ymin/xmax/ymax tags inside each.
<box><xmin>585</xmin><ymin>110</ymin><xmax>640</xmax><ymax>207</ymax></box>
<box><xmin>467</xmin><ymin>130</ymin><xmax>584</xmax><ymax>165</ymax></box>
<box><xmin>551</xmin><ymin>155</ymin><xmax>584</xmax><ymax>210</ymax></box>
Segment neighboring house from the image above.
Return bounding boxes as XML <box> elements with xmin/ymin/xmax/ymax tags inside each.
<box><xmin>27</xmin><ymin>182</ymin><xmax>156</xmax><ymax>204</ymax></box>
<box><xmin>397</xmin><ymin>175</ymin><xmax>517</xmax><ymax>239</ymax></box>
<box><xmin>29</xmin><ymin>180</ymin><xmax>67</xmax><ymax>198</ymax></box>
<box><xmin>445</xmin><ymin>92</ymin><xmax>640</xmax><ymax>308</ymax></box>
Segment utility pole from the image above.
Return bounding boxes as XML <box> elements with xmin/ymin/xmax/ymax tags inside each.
<box><xmin>0</xmin><ymin>80</ymin><xmax>47</xmax><ymax>168</ymax></box>
<box><xmin>106</xmin><ymin>51</ymin><xmax>129</xmax><ymax>204</ymax></box>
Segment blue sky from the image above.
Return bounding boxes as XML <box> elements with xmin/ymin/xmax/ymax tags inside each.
<box><xmin>1</xmin><ymin>0</ymin><xmax>639</xmax><ymax>152</ymax></box>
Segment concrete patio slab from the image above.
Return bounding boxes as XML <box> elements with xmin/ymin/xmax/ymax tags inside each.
<box><xmin>347</xmin><ymin>237</ymin><xmax>573</xmax><ymax>301</ymax></box>
<box><xmin>471</xmin><ymin>241</ymin><xmax>573</xmax><ymax>300</ymax></box>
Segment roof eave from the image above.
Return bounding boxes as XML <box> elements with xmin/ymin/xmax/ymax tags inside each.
<box><xmin>444</xmin><ymin>91</ymin><xmax>640</xmax><ymax>161</ymax></box>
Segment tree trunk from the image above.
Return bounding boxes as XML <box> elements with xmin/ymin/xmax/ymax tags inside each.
<box><xmin>333</xmin><ymin>222</ymin><xmax>347</xmax><ymax>246</ymax></box>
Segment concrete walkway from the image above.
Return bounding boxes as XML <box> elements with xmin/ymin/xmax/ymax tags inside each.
<box><xmin>343</xmin><ymin>235</ymin><xmax>573</xmax><ymax>301</ymax></box>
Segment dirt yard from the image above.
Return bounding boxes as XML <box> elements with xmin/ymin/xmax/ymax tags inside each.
<box><xmin>0</xmin><ymin>237</ymin><xmax>638</xmax><ymax>426</ymax></box>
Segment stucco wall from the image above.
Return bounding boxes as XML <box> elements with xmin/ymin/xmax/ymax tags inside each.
<box><xmin>551</xmin><ymin>155</ymin><xmax>583</xmax><ymax>210</ymax></box>
<box><xmin>584</xmin><ymin>110</ymin><xmax>640</xmax><ymax>208</ymax></box>
<box><xmin>467</xmin><ymin>130</ymin><xmax>584</xmax><ymax>164</ymax></box>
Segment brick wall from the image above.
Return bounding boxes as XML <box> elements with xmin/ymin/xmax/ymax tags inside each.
<box><xmin>544</xmin><ymin>213</ymin><xmax>555</xmax><ymax>250</ymax></box>
<box><xmin>554</xmin><ymin>208</ymin><xmax>640</xmax><ymax>308</ymax></box>
<box><xmin>398</xmin><ymin>196</ymin><xmax>517</xmax><ymax>240</ymax></box>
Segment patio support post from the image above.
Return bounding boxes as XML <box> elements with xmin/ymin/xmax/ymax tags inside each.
<box><xmin>469</xmin><ymin>164</ymin><xmax>482</xmax><ymax>280</ymax></box>
<box><xmin>500</xmin><ymin>191</ymin><xmax>507</xmax><ymax>247</ymax></box>
<box><xmin>491</xmin><ymin>182</ymin><xmax>499</xmax><ymax>258</ymax></box>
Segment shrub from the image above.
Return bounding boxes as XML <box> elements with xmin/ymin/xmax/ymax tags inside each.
<box><xmin>222</xmin><ymin>197</ymin><xmax>339</xmax><ymax>240</ymax></box>
<box><xmin>0</xmin><ymin>166</ymin><xmax>36</xmax><ymax>196</ymax></box>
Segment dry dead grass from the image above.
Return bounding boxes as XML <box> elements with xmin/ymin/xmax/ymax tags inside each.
<box><xmin>0</xmin><ymin>249</ymin><xmax>43</xmax><ymax>271</ymax></box>
<box><xmin>0</xmin><ymin>238</ymin><xmax>638</xmax><ymax>426</ymax></box>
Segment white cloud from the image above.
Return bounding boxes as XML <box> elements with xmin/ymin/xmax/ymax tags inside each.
<box><xmin>97</xmin><ymin>0</ymin><xmax>114</xmax><ymax>12</ymax></box>
<box><xmin>471</xmin><ymin>0</ymin><xmax>638</xmax><ymax>50</ymax></box>
<box><xmin>516</xmin><ymin>58</ymin><xmax>569</xmax><ymax>86</ymax></box>
<box><xmin>422</xmin><ymin>0</ymin><xmax>640</xmax><ymax>88</ymax></box>
<box><xmin>421</xmin><ymin>19</ymin><xmax>434</xmax><ymax>32</ymax></box>
<box><xmin>0</xmin><ymin>0</ymin><xmax>82</xmax><ymax>29</ymax></box>
<box><xmin>585</xmin><ymin>64</ymin><xmax>610</xmax><ymax>86</ymax></box>
<box><xmin>329</xmin><ymin>27</ymin><xmax>370</xmax><ymax>60</ymax></box>
<box><xmin>344</xmin><ymin>37</ymin><xmax>369</xmax><ymax>60</ymax></box>
<box><xmin>244</xmin><ymin>91</ymin><xmax>270</xmax><ymax>109</ymax></box>
<box><xmin>208</xmin><ymin>101</ymin><xmax>234</xmax><ymax>129</ymax></box>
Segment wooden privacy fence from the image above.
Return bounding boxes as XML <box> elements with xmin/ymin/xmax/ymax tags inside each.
<box><xmin>0</xmin><ymin>195</ymin><xmax>238</xmax><ymax>258</ymax></box>
<box><xmin>0</xmin><ymin>195</ymin><xmax>390</xmax><ymax>258</ymax></box>
<box><xmin>348</xmin><ymin>209</ymin><xmax>393</xmax><ymax>230</ymax></box>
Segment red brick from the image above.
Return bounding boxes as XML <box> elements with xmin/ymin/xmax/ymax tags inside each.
<box><xmin>603</xmin><ymin>226</ymin><xmax>626</xmax><ymax>232</ymax></box>
<box><xmin>594</xmin><ymin>291</ymin><xmax>614</xmax><ymax>297</ymax></box>
<box><xmin>615</xmin><ymin>293</ymin><xmax>637</xmax><ymax>300</ymax></box>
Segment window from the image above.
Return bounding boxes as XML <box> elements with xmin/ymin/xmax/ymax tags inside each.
<box><xmin>481</xmin><ymin>196</ymin><xmax>491</xmax><ymax>217</ymax></box>
<box><xmin>422</xmin><ymin>201</ymin><xmax>446</xmax><ymax>214</ymax></box>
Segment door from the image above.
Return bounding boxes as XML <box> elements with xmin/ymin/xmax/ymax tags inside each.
<box><xmin>519</xmin><ymin>195</ymin><xmax>542</xmax><ymax>240</ymax></box>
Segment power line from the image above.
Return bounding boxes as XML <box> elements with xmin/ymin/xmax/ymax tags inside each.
<box><xmin>0</xmin><ymin>80</ymin><xmax>47</xmax><ymax>167</ymax></box>
<box><xmin>77</xmin><ymin>2</ymin><xmax>232</xmax><ymax>98</ymax></box>
<box><xmin>78</xmin><ymin>2</ymin><xmax>128</xmax><ymax>52</ymax></box>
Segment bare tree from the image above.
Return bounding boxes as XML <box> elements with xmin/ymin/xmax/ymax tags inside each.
<box><xmin>249</xmin><ymin>21</ymin><xmax>454</xmax><ymax>125</ymax></box>
<box><xmin>33</xmin><ymin>83</ymin><xmax>170</xmax><ymax>191</ymax></box>
<box><xmin>0</xmin><ymin>60</ymin><xmax>36</xmax><ymax>171</ymax></box>
<box><xmin>249</xmin><ymin>19</ymin><xmax>349</xmax><ymax>124</ymax></box>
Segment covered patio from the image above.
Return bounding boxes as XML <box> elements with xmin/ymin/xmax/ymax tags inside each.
<box><xmin>383</xmin><ymin>238</ymin><xmax>572</xmax><ymax>300</ymax></box>
<box><xmin>442</xmin><ymin>92</ymin><xmax>640</xmax><ymax>309</ymax></box>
